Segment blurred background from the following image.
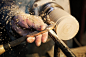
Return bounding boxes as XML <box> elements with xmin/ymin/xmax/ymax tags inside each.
<box><xmin>60</xmin><ymin>0</ymin><xmax>86</xmax><ymax>56</ymax></box>
<box><xmin>69</xmin><ymin>0</ymin><xmax>86</xmax><ymax>48</ymax></box>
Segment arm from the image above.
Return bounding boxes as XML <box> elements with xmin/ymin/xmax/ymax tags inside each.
<box><xmin>0</xmin><ymin>0</ymin><xmax>48</xmax><ymax>46</ymax></box>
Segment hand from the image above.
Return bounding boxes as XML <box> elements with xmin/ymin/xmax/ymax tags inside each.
<box><xmin>11</xmin><ymin>13</ymin><xmax>48</xmax><ymax>46</ymax></box>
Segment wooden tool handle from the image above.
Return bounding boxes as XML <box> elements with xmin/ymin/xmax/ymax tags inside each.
<box><xmin>0</xmin><ymin>45</ymin><xmax>5</xmax><ymax>55</ymax></box>
<box><xmin>0</xmin><ymin>24</ymin><xmax>55</xmax><ymax>55</ymax></box>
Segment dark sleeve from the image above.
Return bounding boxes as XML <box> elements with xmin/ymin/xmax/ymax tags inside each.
<box><xmin>0</xmin><ymin>0</ymin><xmax>22</xmax><ymax>43</ymax></box>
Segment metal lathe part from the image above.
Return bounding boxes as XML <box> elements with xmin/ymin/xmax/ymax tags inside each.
<box><xmin>40</xmin><ymin>2</ymin><xmax>79</xmax><ymax>40</ymax></box>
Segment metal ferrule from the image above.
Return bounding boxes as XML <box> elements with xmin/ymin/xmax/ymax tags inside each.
<box><xmin>39</xmin><ymin>2</ymin><xmax>63</xmax><ymax>16</ymax></box>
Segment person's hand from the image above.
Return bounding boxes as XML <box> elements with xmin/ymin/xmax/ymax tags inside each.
<box><xmin>11</xmin><ymin>13</ymin><xmax>48</xmax><ymax>46</ymax></box>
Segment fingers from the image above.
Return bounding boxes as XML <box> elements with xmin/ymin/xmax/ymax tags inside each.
<box><xmin>41</xmin><ymin>32</ymin><xmax>48</xmax><ymax>43</ymax></box>
<box><xmin>35</xmin><ymin>34</ymin><xmax>42</xmax><ymax>46</ymax></box>
<box><xmin>13</xmin><ymin>15</ymin><xmax>30</xmax><ymax>28</ymax></box>
<box><xmin>27</xmin><ymin>32</ymin><xmax>48</xmax><ymax>46</ymax></box>
<box><xmin>27</xmin><ymin>37</ymin><xmax>35</xmax><ymax>43</ymax></box>
<box><xmin>37</xmin><ymin>24</ymin><xmax>47</xmax><ymax>31</ymax></box>
<box><xmin>26</xmin><ymin>19</ymin><xmax>35</xmax><ymax>28</ymax></box>
<box><xmin>13</xmin><ymin>14</ymin><xmax>46</xmax><ymax>31</ymax></box>
<box><xmin>26</xmin><ymin>15</ymin><xmax>46</xmax><ymax>31</ymax></box>
<box><xmin>35</xmin><ymin>32</ymin><xmax>48</xmax><ymax>46</ymax></box>
<box><xmin>11</xmin><ymin>20</ymin><xmax>30</xmax><ymax>36</ymax></box>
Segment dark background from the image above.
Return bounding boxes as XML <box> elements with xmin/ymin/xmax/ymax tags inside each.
<box><xmin>70</xmin><ymin>0</ymin><xmax>86</xmax><ymax>47</ymax></box>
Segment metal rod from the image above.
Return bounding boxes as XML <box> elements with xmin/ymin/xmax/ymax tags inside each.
<box><xmin>49</xmin><ymin>30</ymin><xmax>76</xmax><ymax>57</ymax></box>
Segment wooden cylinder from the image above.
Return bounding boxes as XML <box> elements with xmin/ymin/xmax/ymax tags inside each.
<box><xmin>48</xmin><ymin>7</ymin><xmax>79</xmax><ymax>40</ymax></box>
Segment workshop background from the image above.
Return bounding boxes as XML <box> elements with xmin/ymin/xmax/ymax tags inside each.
<box><xmin>69</xmin><ymin>0</ymin><xmax>86</xmax><ymax>47</ymax></box>
<box><xmin>62</xmin><ymin>0</ymin><xmax>86</xmax><ymax>57</ymax></box>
